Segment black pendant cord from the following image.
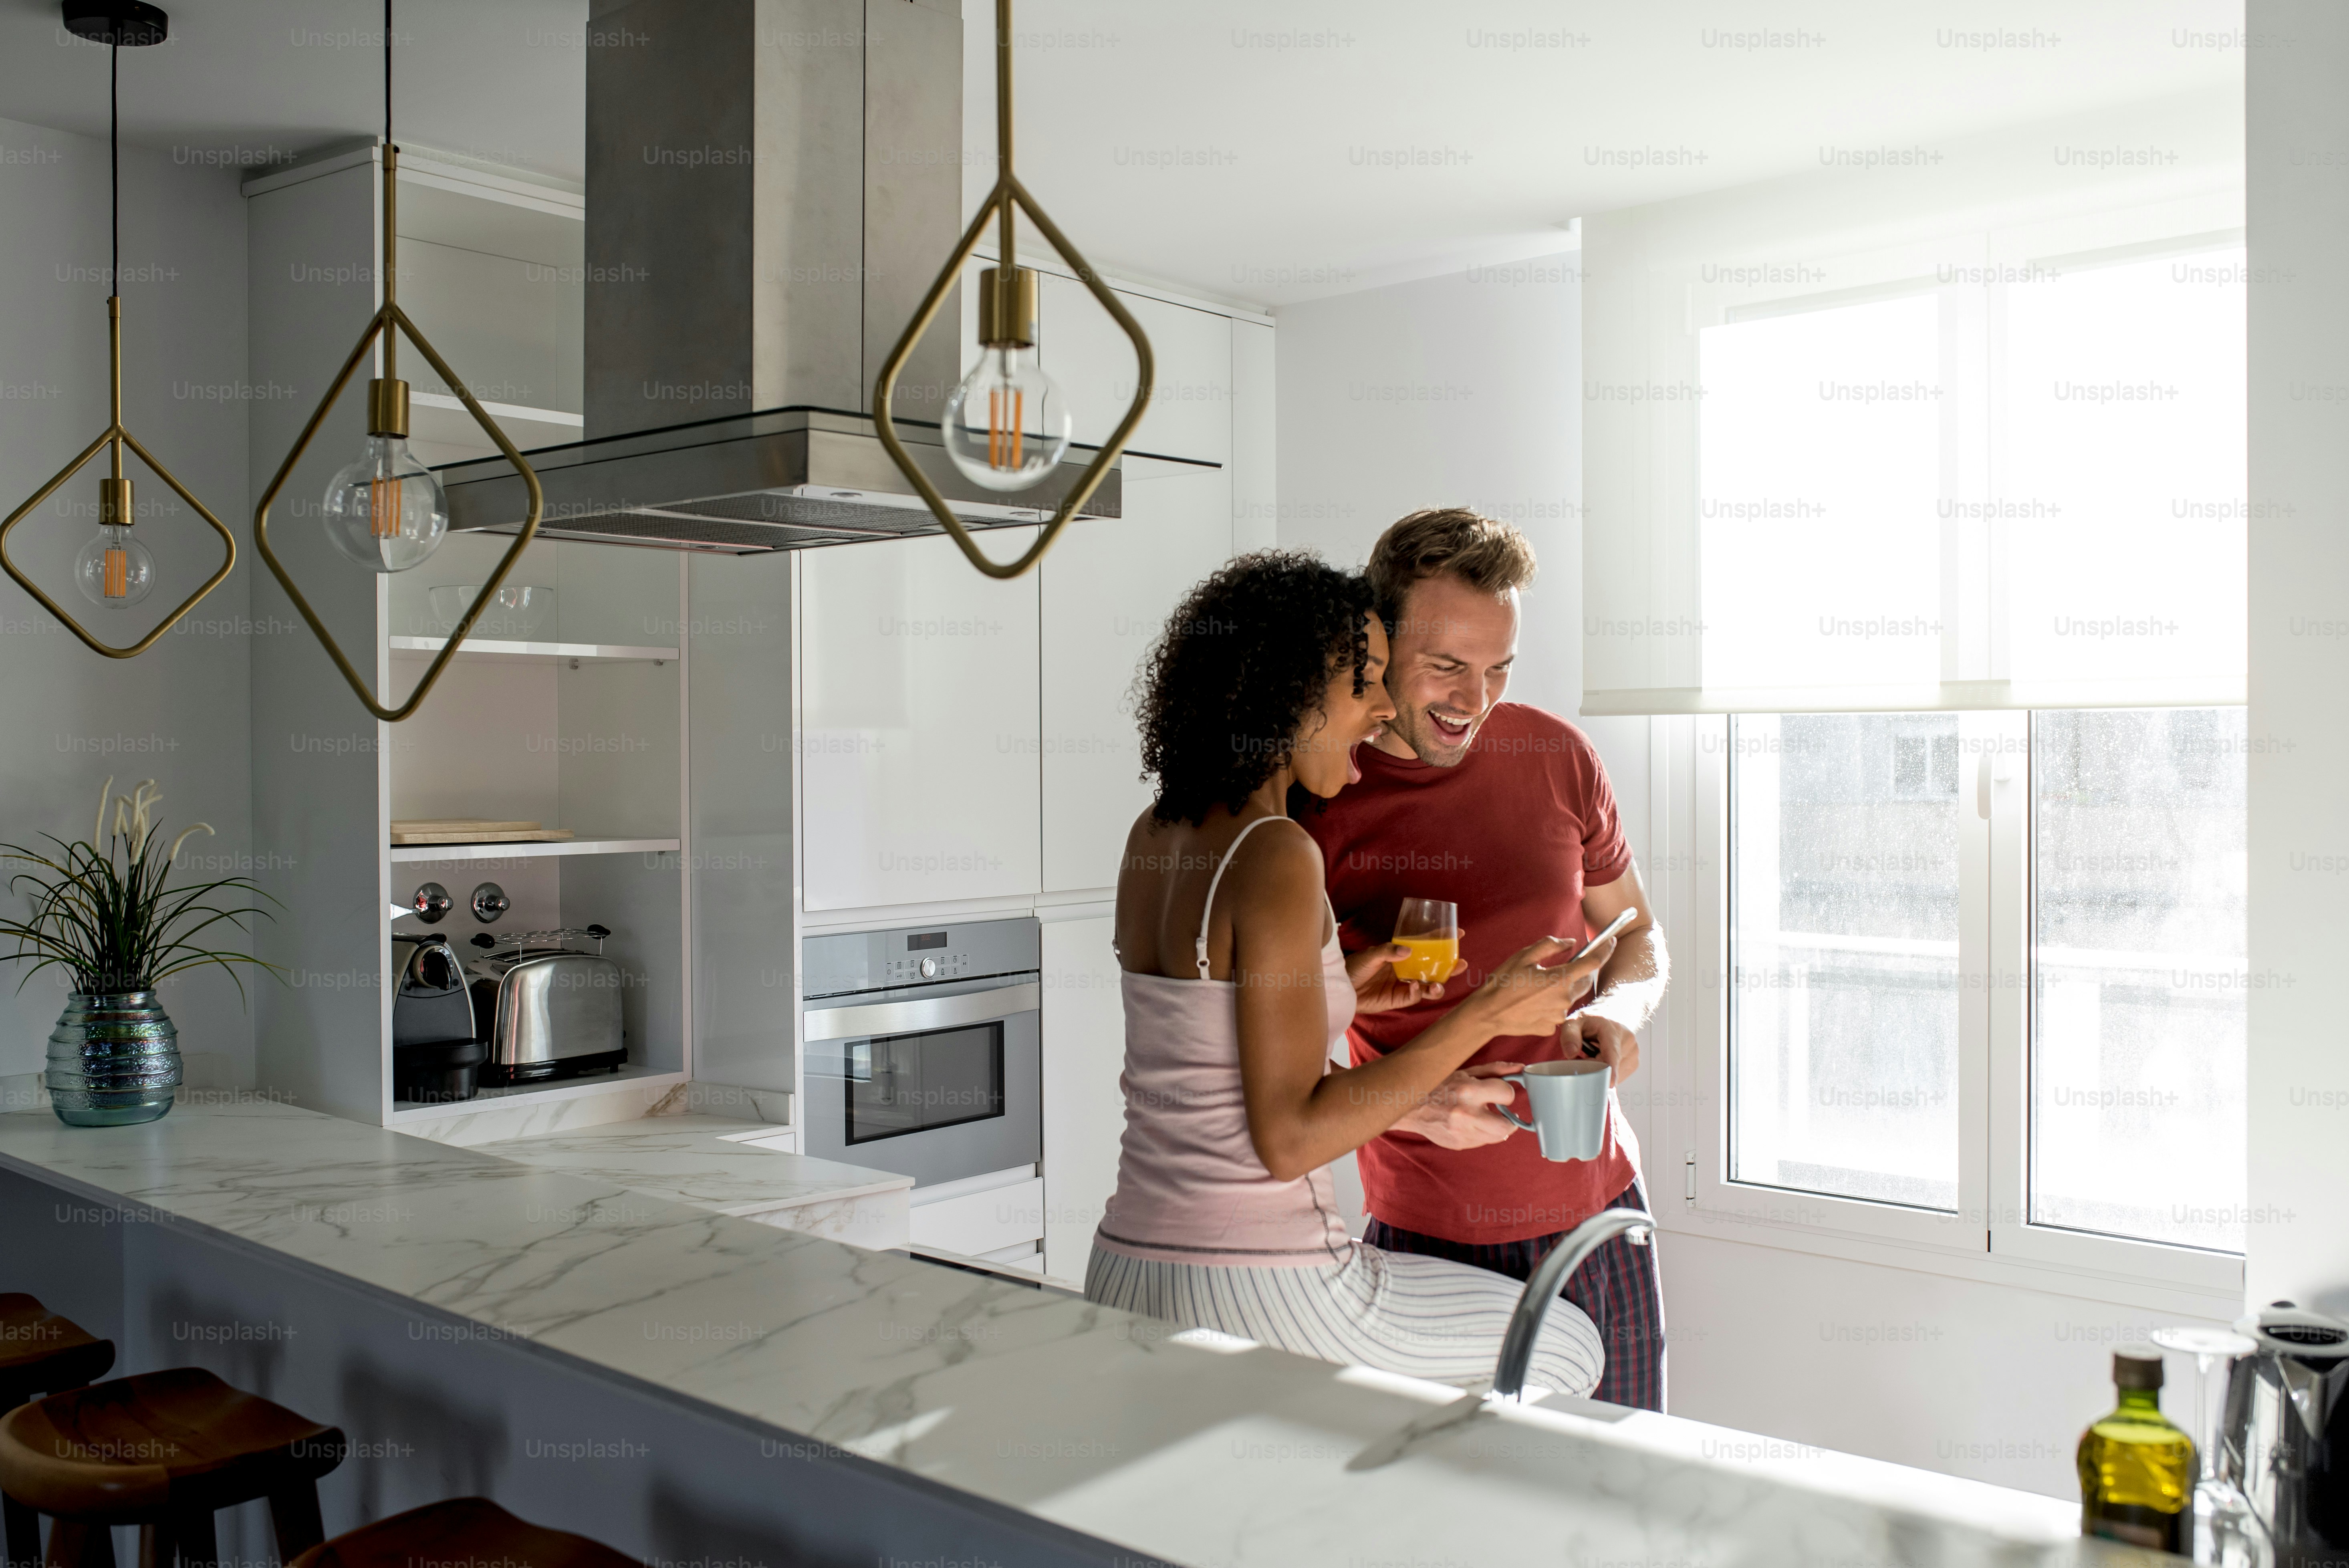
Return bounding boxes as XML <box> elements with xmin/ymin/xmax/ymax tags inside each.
<box><xmin>384</xmin><ymin>0</ymin><xmax>393</xmax><ymax>149</ymax></box>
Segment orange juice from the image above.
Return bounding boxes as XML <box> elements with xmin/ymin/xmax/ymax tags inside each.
<box><xmin>1391</xmin><ymin>936</ymin><xmax>1459</xmax><ymax>983</ymax></box>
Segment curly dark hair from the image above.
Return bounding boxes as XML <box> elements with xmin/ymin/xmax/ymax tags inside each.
<box><xmin>1134</xmin><ymin>550</ymin><xmax>1375</xmax><ymax>826</ymax></box>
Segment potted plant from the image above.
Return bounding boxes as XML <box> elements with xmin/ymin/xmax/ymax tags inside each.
<box><xmin>0</xmin><ymin>778</ymin><xmax>279</xmax><ymax>1127</ymax></box>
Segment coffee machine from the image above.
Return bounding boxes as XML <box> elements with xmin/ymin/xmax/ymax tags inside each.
<box><xmin>389</xmin><ymin>885</ymin><xmax>486</xmax><ymax>1103</ymax></box>
<box><xmin>2224</xmin><ymin>1303</ymin><xmax>2349</xmax><ymax>1566</ymax></box>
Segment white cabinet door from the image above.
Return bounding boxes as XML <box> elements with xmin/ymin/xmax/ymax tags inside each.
<box><xmin>1040</xmin><ymin>456</ymin><xmax>1234</xmax><ymax>895</ymax></box>
<box><xmin>1039</xmin><ymin>274</ymin><xmax>1233</xmax><ymax>465</ymax></box>
<box><xmin>1042</xmin><ymin>914</ymin><xmax>1127</xmax><ymax>1285</ymax></box>
<box><xmin>800</xmin><ymin>530</ymin><xmax>1041</xmax><ymax>911</ymax></box>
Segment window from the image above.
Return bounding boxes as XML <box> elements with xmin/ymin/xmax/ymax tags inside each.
<box><xmin>1689</xmin><ymin>241</ymin><xmax>2246</xmax><ymax>1283</ymax></box>
<box><xmin>1726</xmin><ymin>709</ymin><xmax>2247</xmax><ymax>1262</ymax></box>
<box><xmin>1730</xmin><ymin>714</ymin><xmax>1962</xmax><ymax>1212</ymax></box>
<box><xmin>2028</xmin><ymin>709</ymin><xmax>2248</xmax><ymax>1252</ymax></box>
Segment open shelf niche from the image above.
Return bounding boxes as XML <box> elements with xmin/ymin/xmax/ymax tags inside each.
<box><xmin>385</xmin><ymin>532</ymin><xmax>690</xmax><ymax>1118</ymax></box>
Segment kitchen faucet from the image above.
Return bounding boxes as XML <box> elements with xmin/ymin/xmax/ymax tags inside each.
<box><xmin>1492</xmin><ymin>1207</ymin><xmax>1656</xmax><ymax>1401</ymax></box>
<box><xmin>1346</xmin><ymin>1206</ymin><xmax>1660</xmax><ymax>1472</ymax></box>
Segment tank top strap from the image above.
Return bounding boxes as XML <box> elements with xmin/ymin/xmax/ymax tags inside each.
<box><xmin>1195</xmin><ymin>814</ymin><xmax>1290</xmax><ymax>979</ymax></box>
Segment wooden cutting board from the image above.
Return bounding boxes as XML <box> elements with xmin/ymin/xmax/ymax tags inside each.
<box><xmin>390</xmin><ymin>819</ymin><xmax>576</xmax><ymax>845</ymax></box>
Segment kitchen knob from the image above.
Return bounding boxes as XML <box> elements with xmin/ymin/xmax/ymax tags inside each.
<box><xmin>410</xmin><ymin>882</ymin><xmax>452</xmax><ymax>924</ymax></box>
<box><xmin>470</xmin><ymin>882</ymin><xmax>510</xmax><ymax>923</ymax></box>
<box><xmin>919</xmin><ymin>957</ymin><xmax>939</xmax><ymax>979</ymax></box>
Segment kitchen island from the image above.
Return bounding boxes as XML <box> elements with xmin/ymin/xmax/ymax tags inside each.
<box><xmin>0</xmin><ymin>1098</ymin><xmax>2166</xmax><ymax>1568</ymax></box>
<box><xmin>473</xmin><ymin>1115</ymin><xmax>913</xmax><ymax>1250</ymax></box>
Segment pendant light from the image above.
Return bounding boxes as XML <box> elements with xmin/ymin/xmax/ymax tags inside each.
<box><xmin>251</xmin><ymin>0</ymin><xmax>543</xmax><ymax>723</ymax></box>
<box><xmin>871</xmin><ymin>0</ymin><xmax>1153</xmax><ymax>580</ymax></box>
<box><xmin>0</xmin><ymin>2</ymin><xmax>237</xmax><ymax>659</ymax></box>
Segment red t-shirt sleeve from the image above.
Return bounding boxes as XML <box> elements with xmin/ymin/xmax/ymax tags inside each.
<box><xmin>1568</xmin><ymin>724</ymin><xmax>1633</xmax><ymax>889</ymax></box>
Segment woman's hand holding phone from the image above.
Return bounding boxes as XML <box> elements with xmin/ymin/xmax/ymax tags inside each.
<box><xmin>1463</xmin><ymin>932</ymin><xmax>1618</xmax><ymax>1039</ymax></box>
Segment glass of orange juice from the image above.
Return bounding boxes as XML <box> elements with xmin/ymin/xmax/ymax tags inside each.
<box><xmin>1391</xmin><ymin>898</ymin><xmax>1460</xmax><ymax>984</ymax></box>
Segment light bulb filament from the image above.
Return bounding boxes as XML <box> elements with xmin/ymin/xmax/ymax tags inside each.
<box><xmin>370</xmin><ymin>474</ymin><xmax>399</xmax><ymax>538</ymax></box>
<box><xmin>103</xmin><ymin>546</ymin><xmax>128</xmax><ymax>600</ymax></box>
<box><xmin>988</xmin><ymin>387</ymin><xmax>1025</xmax><ymax>472</ymax></box>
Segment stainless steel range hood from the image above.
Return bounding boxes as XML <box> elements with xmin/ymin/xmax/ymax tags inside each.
<box><xmin>440</xmin><ymin>0</ymin><xmax>1117</xmax><ymax>552</ymax></box>
<box><xmin>438</xmin><ymin>405</ymin><xmax>1121</xmax><ymax>552</ymax></box>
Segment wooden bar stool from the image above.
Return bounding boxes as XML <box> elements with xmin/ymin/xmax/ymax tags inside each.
<box><xmin>289</xmin><ymin>1498</ymin><xmax>639</xmax><ymax>1568</ymax></box>
<box><xmin>1</xmin><ymin>1296</ymin><xmax>117</xmax><ymax>1568</ymax></box>
<box><xmin>0</xmin><ymin>1367</ymin><xmax>344</xmax><ymax>1568</ymax></box>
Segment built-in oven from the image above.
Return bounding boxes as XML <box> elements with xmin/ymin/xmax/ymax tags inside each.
<box><xmin>800</xmin><ymin>918</ymin><xmax>1041</xmax><ymax>1197</ymax></box>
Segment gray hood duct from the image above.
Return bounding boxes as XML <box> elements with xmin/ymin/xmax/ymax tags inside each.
<box><xmin>439</xmin><ymin>0</ymin><xmax>1118</xmax><ymax>552</ymax></box>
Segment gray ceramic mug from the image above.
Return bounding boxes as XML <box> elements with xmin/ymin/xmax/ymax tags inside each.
<box><xmin>1495</xmin><ymin>1059</ymin><xmax>1611</xmax><ymax>1161</ymax></box>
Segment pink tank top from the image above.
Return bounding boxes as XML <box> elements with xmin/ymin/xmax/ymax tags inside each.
<box><xmin>1093</xmin><ymin>815</ymin><xmax>1354</xmax><ymax>1268</ymax></box>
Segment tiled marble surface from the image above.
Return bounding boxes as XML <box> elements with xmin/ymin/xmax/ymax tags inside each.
<box><xmin>476</xmin><ymin>1114</ymin><xmax>911</xmax><ymax>1248</ymax></box>
<box><xmin>0</xmin><ymin>1100</ymin><xmax>2171</xmax><ymax>1568</ymax></box>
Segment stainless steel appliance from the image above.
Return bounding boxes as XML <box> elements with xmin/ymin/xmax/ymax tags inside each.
<box><xmin>437</xmin><ymin>5</ymin><xmax>1118</xmax><ymax>555</ymax></box>
<box><xmin>465</xmin><ymin>926</ymin><xmax>626</xmax><ymax>1087</ymax></box>
<box><xmin>390</xmin><ymin>931</ymin><xmax>484</xmax><ymax>1103</ymax></box>
<box><xmin>2224</xmin><ymin>1302</ymin><xmax>2349</xmax><ymax>1564</ymax></box>
<box><xmin>801</xmin><ymin>919</ymin><xmax>1040</xmax><ymax>1190</ymax></box>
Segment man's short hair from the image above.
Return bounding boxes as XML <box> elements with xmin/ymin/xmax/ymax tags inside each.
<box><xmin>1362</xmin><ymin>508</ymin><xmax>1538</xmax><ymax>630</ymax></box>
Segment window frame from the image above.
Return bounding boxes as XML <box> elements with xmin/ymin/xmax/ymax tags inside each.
<box><xmin>1643</xmin><ymin>712</ymin><xmax>2245</xmax><ymax>1311</ymax></box>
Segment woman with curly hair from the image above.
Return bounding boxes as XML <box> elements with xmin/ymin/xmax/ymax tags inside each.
<box><xmin>1087</xmin><ymin>550</ymin><xmax>1615</xmax><ymax>1397</ymax></box>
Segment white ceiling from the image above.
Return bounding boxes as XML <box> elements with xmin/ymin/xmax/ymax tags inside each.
<box><xmin>0</xmin><ymin>0</ymin><xmax>2242</xmax><ymax>308</ymax></box>
<box><xmin>0</xmin><ymin>0</ymin><xmax>590</xmax><ymax>183</ymax></box>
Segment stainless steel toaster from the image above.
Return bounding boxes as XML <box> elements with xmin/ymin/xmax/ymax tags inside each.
<box><xmin>465</xmin><ymin>926</ymin><xmax>626</xmax><ymax>1086</ymax></box>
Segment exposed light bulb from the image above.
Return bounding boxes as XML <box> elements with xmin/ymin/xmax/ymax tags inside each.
<box><xmin>74</xmin><ymin>522</ymin><xmax>156</xmax><ymax>608</ymax></box>
<box><xmin>943</xmin><ymin>345</ymin><xmax>1072</xmax><ymax>492</ymax></box>
<box><xmin>324</xmin><ymin>431</ymin><xmax>448</xmax><ymax>573</ymax></box>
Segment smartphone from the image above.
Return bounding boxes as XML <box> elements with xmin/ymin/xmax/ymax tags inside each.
<box><xmin>1572</xmin><ymin>907</ymin><xmax>1639</xmax><ymax>964</ymax></box>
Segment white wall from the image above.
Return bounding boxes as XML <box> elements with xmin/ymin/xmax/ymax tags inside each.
<box><xmin>2245</xmin><ymin>0</ymin><xmax>2349</xmax><ymax>1315</ymax></box>
<box><xmin>1275</xmin><ymin>253</ymin><xmax>1584</xmax><ymax>714</ymax></box>
<box><xmin>0</xmin><ymin>113</ymin><xmax>254</xmax><ymax>1094</ymax></box>
<box><xmin>1273</xmin><ymin>253</ymin><xmax>2229</xmax><ymax>1501</ymax></box>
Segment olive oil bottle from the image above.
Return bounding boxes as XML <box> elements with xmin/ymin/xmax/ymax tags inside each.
<box><xmin>2079</xmin><ymin>1346</ymin><xmax>2196</xmax><ymax>1553</ymax></box>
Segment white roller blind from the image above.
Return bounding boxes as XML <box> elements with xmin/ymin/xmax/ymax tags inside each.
<box><xmin>1583</xmin><ymin>95</ymin><xmax>2245</xmax><ymax>715</ymax></box>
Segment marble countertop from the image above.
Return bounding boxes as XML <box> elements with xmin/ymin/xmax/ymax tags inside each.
<box><xmin>0</xmin><ymin>1100</ymin><xmax>2168</xmax><ymax>1568</ymax></box>
<box><xmin>472</xmin><ymin>1114</ymin><xmax>910</xmax><ymax>1217</ymax></box>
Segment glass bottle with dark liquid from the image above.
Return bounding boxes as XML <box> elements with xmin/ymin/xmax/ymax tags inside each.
<box><xmin>2079</xmin><ymin>1346</ymin><xmax>2195</xmax><ymax>1554</ymax></box>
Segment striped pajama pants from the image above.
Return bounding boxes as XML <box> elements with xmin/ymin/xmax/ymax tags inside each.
<box><xmin>1084</xmin><ymin>1239</ymin><xmax>1605</xmax><ymax>1398</ymax></box>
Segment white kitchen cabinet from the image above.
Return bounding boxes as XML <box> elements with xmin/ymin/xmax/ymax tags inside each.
<box><xmin>799</xmin><ymin>529</ymin><xmax>1042</xmax><ymax>911</ymax></box>
<box><xmin>1039</xmin><ymin>456</ymin><xmax>1234</xmax><ymax>895</ymax></box>
<box><xmin>1041</xmin><ymin>914</ymin><xmax>1128</xmax><ymax>1285</ymax></box>
<box><xmin>1039</xmin><ymin>273</ymin><xmax>1233</xmax><ymax>465</ymax></box>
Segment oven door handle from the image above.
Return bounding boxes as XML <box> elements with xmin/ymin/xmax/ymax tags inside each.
<box><xmin>803</xmin><ymin>982</ymin><xmax>1040</xmax><ymax>1043</ymax></box>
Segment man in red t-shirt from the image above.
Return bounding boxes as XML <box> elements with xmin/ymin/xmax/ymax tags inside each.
<box><xmin>1297</xmin><ymin>508</ymin><xmax>1672</xmax><ymax>1409</ymax></box>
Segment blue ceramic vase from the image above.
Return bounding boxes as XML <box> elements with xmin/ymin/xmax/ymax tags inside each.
<box><xmin>47</xmin><ymin>990</ymin><xmax>180</xmax><ymax>1127</ymax></box>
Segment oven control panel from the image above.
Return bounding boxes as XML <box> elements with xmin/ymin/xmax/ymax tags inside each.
<box><xmin>802</xmin><ymin>917</ymin><xmax>1041</xmax><ymax>999</ymax></box>
<box><xmin>883</xmin><ymin>951</ymin><xmax>970</xmax><ymax>984</ymax></box>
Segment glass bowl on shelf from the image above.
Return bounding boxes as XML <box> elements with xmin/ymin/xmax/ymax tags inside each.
<box><xmin>427</xmin><ymin>584</ymin><xmax>556</xmax><ymax>640</ymax></box>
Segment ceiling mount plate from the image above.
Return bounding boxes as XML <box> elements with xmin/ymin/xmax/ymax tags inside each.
<box><xmin>62</xmin><ymin>1</ymin><xmax>169</xmax><ymax>47</ymax></box>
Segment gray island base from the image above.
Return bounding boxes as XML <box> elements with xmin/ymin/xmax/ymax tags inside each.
<box><xmin>0</xmin><ymin>1100</ymin><xmax>2174</xmax><ymax>1568</ymax></box>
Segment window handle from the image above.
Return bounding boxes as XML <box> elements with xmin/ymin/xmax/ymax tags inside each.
<box><xmin>1976</xmin><ymin>750</ymin><xmax>2013</xmax><ymax>820</ymax></box>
